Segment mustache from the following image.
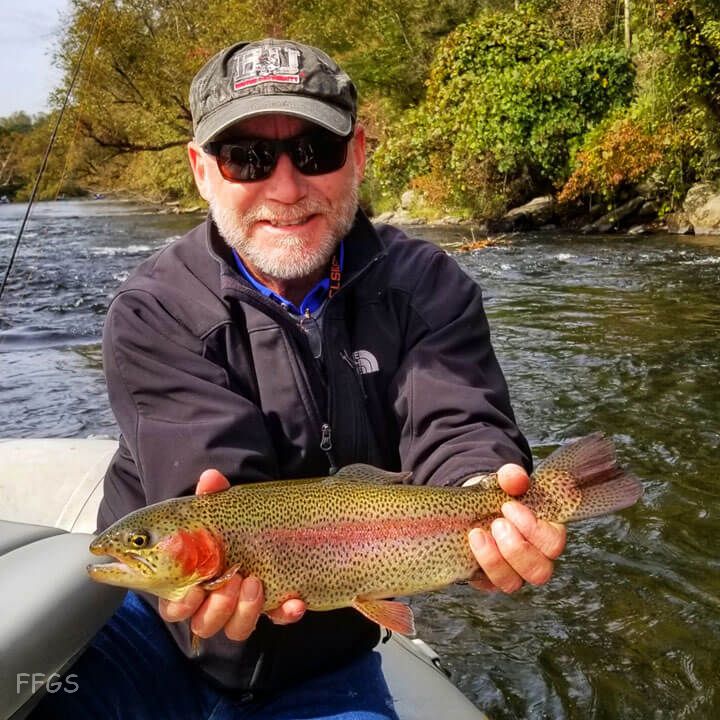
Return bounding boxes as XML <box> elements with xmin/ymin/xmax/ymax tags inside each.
<box><xmin>242</xmin><ymin>200</ymin><xmax>330</xmax><ymax>226</ymax></box>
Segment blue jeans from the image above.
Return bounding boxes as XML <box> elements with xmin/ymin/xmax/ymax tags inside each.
<box><xmin>33</xmin><ymin>592</ymin><xmax>399</xmax><ymax>720</ymax></box>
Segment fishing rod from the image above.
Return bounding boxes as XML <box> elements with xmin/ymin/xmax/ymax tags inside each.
<box><xmin>0</xmin><ymin>0</ymin><xmax>107</xmax><ymax>303</ymax></box>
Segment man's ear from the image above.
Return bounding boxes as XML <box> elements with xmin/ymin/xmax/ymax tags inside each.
<box><xmin>351</xmin><ymin>124</ymin><xmax>367</xmax><ymax>181</ymax></box>
<box><xmin>187</xmin><ymin>141</ymin><xmax>212</xmax><ymax>201</ymax></box>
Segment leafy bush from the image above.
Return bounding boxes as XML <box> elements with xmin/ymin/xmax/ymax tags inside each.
<box><xmin>658</xmin><ymin>0</ymin><xmax>720</xmax><ymax>116</ymax></box>
<box><xmin>371</xmin><ymin>10</ymin><xmax>635</xmax><ymax>218</ymax></box>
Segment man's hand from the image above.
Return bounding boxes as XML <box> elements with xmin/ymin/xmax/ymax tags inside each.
<box><xmin>468</xmin><ymin>463</ymin><xmax>566</xmax><ymax>593</ymax></box>
<box><xmin>158</xmin><ymin>469</ymin><xmax>306</xmax><ymax>641</ymax></box>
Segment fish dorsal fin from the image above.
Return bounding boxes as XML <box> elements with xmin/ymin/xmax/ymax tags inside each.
<box><xmin>332</xmin><ymin>464</ymin><xmax>412</xmax><ymax>485</ymax></box>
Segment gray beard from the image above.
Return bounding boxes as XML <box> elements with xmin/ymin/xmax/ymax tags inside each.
<box><xmin>209</xmin><ymin>179</ymin><xmax>359</xmax><ymax>282</ymax></box>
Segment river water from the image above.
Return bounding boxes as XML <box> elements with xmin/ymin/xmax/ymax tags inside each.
<box><xmin>1</xmin><ymin>200</ymin><xmax>719</xmax><ymax>719</ymax></box>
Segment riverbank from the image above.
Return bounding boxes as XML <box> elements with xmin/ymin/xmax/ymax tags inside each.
<box><xmin>375</xmin><ymin>181</ymin><xmax>720</xmax><ymax>238</ymax></box>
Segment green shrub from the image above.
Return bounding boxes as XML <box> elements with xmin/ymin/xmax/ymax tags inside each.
<box><xmin>370</xmin><ymin>10</ymin><xmax>635</xmax><ymax>218</ymax></box>
<box><xmin>558</xmin><ymin>20</ymin><xmax>720</xmax><ymax>211</ymax></box>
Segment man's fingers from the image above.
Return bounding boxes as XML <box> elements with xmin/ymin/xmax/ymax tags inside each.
<box><xmin>190</xmin><ymin>575</ymin><xmax>245</xmax><ymax>638</ymax></box>
<box><xmin>267</xmin><ymin>598</ymin><xmax>307</xmax><ymax>626</ymax></box>
<box><xmin>159</xmin><ymin>586</ymin><xmax>206</xmax><ymax>622</ymax></box>
<box><xmin>491</xmin><ymin>517</ymin><xmax>555</xmax><ymax>587</ymax></box>
<box><xmin>222</xmin><ymin>577</ymin><xmax>266</xmax><ymax>642</ymax></box>
<box><xmin>502</xmin><ymin>500</ymin><xmax>566</xmax><ymax>560</ymax></box>
<box><xmin>468</xmin><ymin>528</ymin><xmax>524</xmax><ymax>593</ymax></box>
<box><xmin>196</xmin><ymin>469</ymin><xmax>230</xmax><ymax>496</ymax></box>
<box><xmin>497</xmin><ymin>463</ymin><xmax>530</xmax><ymax>496</ymax></box>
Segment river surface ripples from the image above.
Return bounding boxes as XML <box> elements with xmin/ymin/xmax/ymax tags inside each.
<box><xmin>1</xmin><ymin>201</ymin><xmax>719</xmax><ymax>719</ymax></box>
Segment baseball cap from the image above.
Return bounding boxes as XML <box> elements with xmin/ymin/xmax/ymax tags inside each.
<box><xmin>189</xmin><ymin>38</ymin><xmax>357</xmax><ymax>146</ymax></box>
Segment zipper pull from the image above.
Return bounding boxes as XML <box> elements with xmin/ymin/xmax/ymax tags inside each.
<box><xmin>320</xmin><ymin>422</ymin><xmax>332</xmax><ymax>451</ymax></box>
<box><xmin>320</xmin><ymin>423</ymin><xmax>338</xmax><ymax>475</ymax></box>
<box><xmin>300</xmin><ymin>308</ymin><xmax>322</xmax><ymax>359</ymax></box>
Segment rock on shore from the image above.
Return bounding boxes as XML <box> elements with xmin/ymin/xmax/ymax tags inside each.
<box><xmin>684</xmin><ymin>183</ymin><xmax>720</xmax><ymax>235</ymax></box>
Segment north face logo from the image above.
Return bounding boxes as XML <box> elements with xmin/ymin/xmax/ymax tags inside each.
<box><xmin>352</xmin><ymin>350</ymin><xmax>379</xmax><ymax>375</ymax></box>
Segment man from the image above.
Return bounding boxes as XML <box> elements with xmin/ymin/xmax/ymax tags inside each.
<box><xmin>35</xmin><ymin>38</ymin><xmax>565</xmax><ymax>719</ymax></box>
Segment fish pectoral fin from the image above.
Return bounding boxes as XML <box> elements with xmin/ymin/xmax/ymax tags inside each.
<box><xmin>332</xmin><ymin>464</ymin><xmax>413</xmax><ymax>485</ymax></box>
<box><xmin>351</xmin><ymin>598</ymin><xmax>416</xmax><ymax>636</ymax></box>
<box><xmin>201</xmin><ymin>563</ymin><xmax>243</xmax><ymax>592</ymax></box>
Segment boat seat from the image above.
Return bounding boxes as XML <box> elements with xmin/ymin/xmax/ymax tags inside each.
<box><xmin>0</xmin><ymin>521</ymin><xmax>65</xmax><ymax>556</ymax></box>
<box><xmin>0</xmin><ymin>520</ymin><xmax>125</xmax><ymax>720</ymax></box>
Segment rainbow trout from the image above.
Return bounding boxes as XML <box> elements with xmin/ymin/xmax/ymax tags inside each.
<box><xmin>88</xmin><ymin>433</ymin><xmax>642</xmax><ymax>635</ymax></box>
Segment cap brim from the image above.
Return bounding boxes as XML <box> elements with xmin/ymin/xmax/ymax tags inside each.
<box><xmin>194</xmin><ymin>95</ymin><xmax>353</xmax><ymax>145</ymax></box>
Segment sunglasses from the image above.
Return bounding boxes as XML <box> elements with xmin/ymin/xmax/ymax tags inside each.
<box><xmin>203</xmin><ymin>130</ymin><xmax>352</xmax><ymax>183</ymax></box>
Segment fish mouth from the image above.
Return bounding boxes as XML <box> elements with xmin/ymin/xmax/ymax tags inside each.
<box><xmin>88</xmin><ymin>543</ymin><xmax>155</xmax><ymax>577</ymax></box>
<box><xmin>86</xmin><ymin>549</ymin><xmax>195</xmax><ymax>602</ymax></box>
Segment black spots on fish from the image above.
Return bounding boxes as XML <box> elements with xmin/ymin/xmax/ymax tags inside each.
<box><xmin>102</xmin><ymin>475</ymin><xmax>503</xmax><ymax>606</ymax></box>
<box><xmin>333</xmin><ymin>464</ymin><xmax>413</xmax><ymax>485</ymax></box>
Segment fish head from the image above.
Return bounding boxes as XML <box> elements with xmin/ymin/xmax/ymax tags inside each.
<box><xmin>88</xmin><ymin>513</ymin><xmax>225</xmax><ymax>601</ymax></box>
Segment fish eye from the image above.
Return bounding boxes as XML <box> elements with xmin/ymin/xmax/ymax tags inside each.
<box><xmin>128</xmin><ymin>531</ymin><xmax>150</xmax><ymax>549</ymax></box>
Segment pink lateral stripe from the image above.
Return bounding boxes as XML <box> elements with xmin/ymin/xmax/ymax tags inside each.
<box><xmin>264</xmin><ymin>515</ymin><xmax>472</xmax><ymax>547</ymax></box>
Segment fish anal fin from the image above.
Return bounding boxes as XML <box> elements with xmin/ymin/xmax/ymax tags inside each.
<box><xmin>352</xmin><ymin>598</ymin><xmax>416</xmax><ymax>635</ymax></box>
<box><xmin>202</xmin><ymin>563</ymin><xmax>243</xmax><ymax>592</ymax></box>
<box><xmin>333</xmin><ymin>464</ymin><xmax>412</xmax><ymax>485</ymax></box>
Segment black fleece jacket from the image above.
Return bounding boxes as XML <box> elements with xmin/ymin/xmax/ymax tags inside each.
<box><xmin>98</xmin><ymin>209</ymin><xmax>531</xmax><ymax>693</ymax></box>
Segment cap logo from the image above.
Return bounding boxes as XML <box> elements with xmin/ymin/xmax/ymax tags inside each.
<box><xmin>232</xmin><ymin>45</ymin><xmax>303</xmax><ymax>91</ymax></box>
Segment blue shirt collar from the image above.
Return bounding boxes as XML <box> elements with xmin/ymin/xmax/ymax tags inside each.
<box><xmin>232</xmin><ymin>241</ymin><xmax>344</xmax><ymax>316</ymax></box>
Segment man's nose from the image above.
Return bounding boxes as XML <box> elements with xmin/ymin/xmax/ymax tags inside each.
<box><xmin>264</xmin><ymin>151</ymin><xmax>306</xmax><ymax>203</ymax></box>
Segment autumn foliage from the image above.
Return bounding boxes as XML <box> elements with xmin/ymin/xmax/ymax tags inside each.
<box><xmin>558</xmin><ymin>118</ymin><xmax>666</xmax><ymax>203</ymax></box>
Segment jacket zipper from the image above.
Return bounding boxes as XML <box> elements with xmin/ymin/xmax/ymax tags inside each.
<box><xmin>228</xmin><ymin>247</ymin><xmax>387</xmax><ymax>476</ymax></box>
<box><xmin>227</xmin><ymin>289</ymin><xmax>333</xmax><ymax>471</ymax></box>
<box><xmin>320</xmin><ymin>422</ymin><xmax>338</xmax><ymax>475</ymax></box>
<box><xmin>318</xmin><ymin>252</ymin><xmax>386</xmax><ymax>470</ymax></box>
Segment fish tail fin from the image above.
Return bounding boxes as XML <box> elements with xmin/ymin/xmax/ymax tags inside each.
<box><xmin>531</xmin><ymin>432</ymin><xmax>643</xmax><ymax>522</ymax></box>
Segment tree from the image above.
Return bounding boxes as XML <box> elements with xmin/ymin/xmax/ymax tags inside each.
<box><xmin>51</xmin><ymin>0</ymin><xmax>497</xmax><ymax>201</ymax></box>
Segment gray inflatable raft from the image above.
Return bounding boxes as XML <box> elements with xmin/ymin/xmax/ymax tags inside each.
<box><xmin>0</xmin><ymin>439</ymin><xmax>487</xmax><ymax>720</ymax></box>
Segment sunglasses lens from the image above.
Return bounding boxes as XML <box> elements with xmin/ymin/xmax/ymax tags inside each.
<box><xmin>291</xmin><ymin>133</ymin><xmax>349</xmax><ymax>176</ymax></box>
<box><xmin>208</xmin><ymin>131</ymin><xmax>350</xmax><ymax>182</ymax></box>
<box><xmin>217</xmin><ymin>140</ymin><xmax>277</xmax><ymax>182</ymax></box>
